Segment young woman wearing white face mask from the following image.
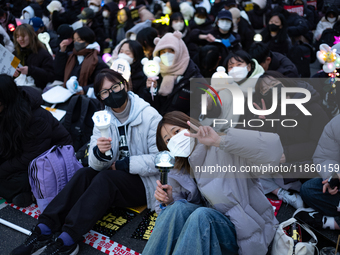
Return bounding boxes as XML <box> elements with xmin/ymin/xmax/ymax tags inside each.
<box><xmin>118</xmin><ymin>40</ymin><xmax>149</xmax><ymax>99</ymax></box>
<box><xmin>146</xmin><ymin>31</ymin><xmax>204</xmax><ymax>117</ymax></box>
<box><xmin>142</xmin><ymin>110</ymin><xmax>282</xmax><ymax>255</ymax></box>
<box><xmin>168</xmin><ymin>12</ymin><xmax>199</xmax><ymax>58</ymax></box>
<box><xmin>226</xmin><ymin>50</ymin><xmax>264</xmax><ymax>93</ymax></box>
<box><xmin>314</xmin><ymin>5</ymin><xmax>339</xmax><ymax>41</ymax></box>
<box><xmin>198</xmin><ymin>50</ymin><xmax>264</xmax><ymax>133</ymax></box>
<box><xmin>189</xmin><ymin>7</ymin><xmax>213</xmax><ymax>31</ymax></box>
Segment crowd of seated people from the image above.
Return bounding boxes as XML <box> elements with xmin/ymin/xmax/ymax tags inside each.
<box><xmin>1</xmin><ymin>0</ymin><xmax>340</xmax><ymax>254</ymax></box>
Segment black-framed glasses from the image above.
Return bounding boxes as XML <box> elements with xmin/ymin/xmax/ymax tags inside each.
<box><xmin>98</xmin><ymin>82</ymin><xmax>123</xmax><ymax>99</ymax></box>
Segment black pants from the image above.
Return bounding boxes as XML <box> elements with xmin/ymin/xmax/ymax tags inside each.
<box><xmin>300</xmin><ymin>178</ymin><xmax>340</xmax><ymax>226</ymax></box>
<box><xmin>38</xmin><ymin>167</ymin><xmax>146</xmax><ymax>243</ymax></box>
<box><xmin>0</xmin><ymin>171</ymin><xmax>31</xmax><ymax>202</ymax></box>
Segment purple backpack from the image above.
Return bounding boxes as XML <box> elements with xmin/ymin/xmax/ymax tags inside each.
<box><xmin>29</xmin><ymin>145</ymin><xmax>83</xmax><ymax>212</ymax></box>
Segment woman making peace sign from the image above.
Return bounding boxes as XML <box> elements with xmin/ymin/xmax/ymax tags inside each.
<box><xmin>142</xmin><ymin>111</ymin><xmax>283</xmax><ymax>255</ymax></box>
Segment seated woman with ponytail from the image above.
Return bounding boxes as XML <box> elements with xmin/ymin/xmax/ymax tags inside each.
<box><xmin>54</xmin><ymin>26</ymin><xmax>108</xmax><ymax>96</ymax></box>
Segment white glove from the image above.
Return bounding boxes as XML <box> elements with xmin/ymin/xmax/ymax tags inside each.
<box><xmin>66</xmin><ymin>76</ymin><xmax>83</xmax><ymax>94</ymax></box>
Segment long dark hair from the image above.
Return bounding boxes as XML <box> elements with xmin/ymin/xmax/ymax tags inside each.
<box><xmin>119</xmin><ymin>40</ymin><xmax>144</xmax><ymax>73</ymax></box>
<box><xmin>156</xmin><ymin>111</ymin><xmax>201</xmax><ymax>173</ymax></box>
<box><xmin>261</xmin><ymin>13</ymin><xmax>288</xmax><ymax>43</ymax></box>
<box><xmin>0</xmin><ymin>75</ymin><xmax>33</xmax><ymax>159</ymax></box>
<box><xmin>168</xmin><ymin>12</ymin><xmax>187</xmax><ymax>34</ymax></box>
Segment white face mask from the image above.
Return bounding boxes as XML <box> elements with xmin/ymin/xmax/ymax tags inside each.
<box><xmin>228</xmin><ymin>65</ymin><xmax>249</xmax><ymax>82</ymax></box>
<box><xmin>172</xmin><ymin>21</ymin><xmax>184</xmax><ymax>31</ymax></box>
<box><xmin>167</xmin><ymin>129</ymin><xmax>194</xmax><ymax>158</ymax></box>
<box><xmin>194</xmin><ymin>16</ymin><xmax>206</xmax><ymax>25</ymax></box>
<box><xmin>23</xmin><ymin>13</ymin><xmax>30</xmax><ymax>20</ymax></box>
<box><xmin>129</xmin><ymin>33</ymin><xmax>137</xmax><ymax>40</ymax></box>
<box><xmin>89</xmin><ymin>5</ymin><xmax>99</xmax><ymax>13</ymax></box>
<box><xmin>328</xmin><ymin>17</ymin><xmax>336</xmax><ymax>23</ymax></box>
<box><xmin>163</xmin><ymin>6</ymin><xmax>172</xmax><ymax>14</ymax></box>
<box><xmin>118</xmin><ymin>53</ymin><xmax>134</xmax><ymax>65</ymax></box>
<box><xmin>160</xmin><ymin>52</ymin><xmax>175</xmax><ymax>66</ymax></box>
<box><xmin>102</xmin><ymin>10</ymin><xmax>109</xmax><ymax>18</ymax></box>
<box><xmin>218</xmin><ymin>20</ymin><xmax>232</xmax><ymax>31</ymax></box>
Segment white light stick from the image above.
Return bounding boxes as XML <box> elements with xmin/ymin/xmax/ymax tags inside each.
<box><xmin>141</xmin><ymin>57</ymin><xmax>161</xmax><ymax>101</ymax></box>
<box><xmin>211</xmin><ymin>66</ymin><xmax>233</xmax><ymax>91</ymax></box>
<box><xmin>92</xmin><ymin>110</ymin><xmax>112</xmax><ymax>156</ymax></box>
<box><xmin>0</xmin><ymin>218</ymin><xmax>32</xmax><ymax>235</ymax></box>
<box><xmin>38</xmin><ymin>32</ymin><xmax>53</xmax><ymax>56</ymax></box>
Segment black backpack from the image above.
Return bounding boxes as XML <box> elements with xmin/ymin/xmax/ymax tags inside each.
<box><xmin>62</xmin><ymin>95</ymin><xmax>102</xmax><ymax>152</ymax></box>
<box><xmin>288</xmin><ymin>41</ymin><xmax>315</xmax><ymax>77</ymax></box>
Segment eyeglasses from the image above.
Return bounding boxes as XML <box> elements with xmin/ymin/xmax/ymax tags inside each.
<box><xmin>98</xmin><ymin>82</ymin><xmax>123</xmax><ymax>99</ymax></box>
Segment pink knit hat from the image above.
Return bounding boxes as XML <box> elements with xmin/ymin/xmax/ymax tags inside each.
<box><xmin>153</xmin><ymin>31</ymin><xmax>190</xmax><ymax>96</ymax></box>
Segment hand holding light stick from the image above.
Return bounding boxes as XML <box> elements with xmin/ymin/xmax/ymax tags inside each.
<box><xmin>92</xmin><ymin>110</ymin><xmax>112</xmax><ymax>156</ymax></box>
<box><xmin>154</xmin><ymin>151</ymin><xmax>175</xmax><ymax>191</ymax></box>
<box><xmin>141</xmin><ymin>57</ymin><xmax>161</xmax><ymax>101</ymax></box>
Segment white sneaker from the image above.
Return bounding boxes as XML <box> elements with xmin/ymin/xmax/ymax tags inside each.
<box><xmin>277</xmin><ymin>188</ymin><xmax>304</xmax><ymax>209</ymax></box>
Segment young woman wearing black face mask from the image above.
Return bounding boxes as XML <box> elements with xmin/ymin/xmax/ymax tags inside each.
<box><xmin>11</xmin><ymin>69</ymin><xmax>163</xmax><ymax>255</ymax></box>
<box><xmin>260</xmin><ymin>13</ymin><xmax>291</xmax><ymax>56</ymax></box>
<box><xmin>54</xmin><ymin>26</ymin><xmax>108</xmax><ymax>95</ymax></box>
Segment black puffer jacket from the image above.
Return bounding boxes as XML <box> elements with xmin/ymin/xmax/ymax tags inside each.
<box><xmin>262</xmin><ymin>34</ymin><xmax>292</xmax><ymax>55</ymax></box>
<box><xmin>286</xmin><ymin>12</ymin><xmax>310</xmax><ymax>37</ymax></box>
<box><xmin>18</xmin><ymin>47</ymin><xmax>55</xmax><ymax>89</ymax></box>
<box><xmin>0</xmin><ymin>87</ymin><xmax>72</xmax><ymax>180</ymax></box>
<box><xmin>237</xmin><ymin>16</ymin><xmax>255</xmax><ymax>51</ymax></box>
<box><xmin>269</xmin><ymin>51</ymin><xmax>299</xmax><ymax>77</ymax></box>
<box><xmin>189</xmin><ymin>17</ymin><xmax>214</xmax><ymax>31</ymax></box>
<box><xmin>247</xmin><ymin>8</ymin><xmax>272</xmax><ymax>30</ymax></box>
<box><xmin>130</xmin><ymin>62</ymin><xmax>147</xmax><ymax>98</ymax></box>
<box><xmin>102</xmin><ymin>2</ymin><xmax>119</xmax><ymax>39</ymax></box>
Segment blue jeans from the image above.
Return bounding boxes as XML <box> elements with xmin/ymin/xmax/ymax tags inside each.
<box><xmin>300</xmin><ymin>178</ymin><xmax>340</xmax><ymax>226</ymax></box>
<box><xmin>142</xmin><ymin>200</ymin><xmax>239</xmax><ymax>255</ymax></box>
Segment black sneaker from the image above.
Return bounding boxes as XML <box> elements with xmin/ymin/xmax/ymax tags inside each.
<box><xmin>293</xmin><ymin>207</ymin><xmax>323</xmax><ymax>229</ymax></box>
<box><xmin>40</xmin><ymin>238</ymin><xmax>79</xmax><ymax>255</ymax></box>
<box><xmin>11</xmin><ymin>226</ymin><xmax>53</xmax><ymax>255</ymax></box>
<box><xmin>12</xmin><ymin>192</ymin><xmax>33</xmax><ymax>208</ymax></box>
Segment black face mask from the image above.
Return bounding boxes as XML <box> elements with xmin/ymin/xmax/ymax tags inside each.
<box><xmin>103</xmin><ymin>89</ymin><xmax>128</xmax><ymax>108</ymax></box>
<box><xmin>269</xmin><ymin>24</ymin><xmax>280</xmax><ymax>32</ymax></box>
<box><xmin>74</xmin><ymin>41</ymin><xmax>86</xmax><ymax>52</ymax></box>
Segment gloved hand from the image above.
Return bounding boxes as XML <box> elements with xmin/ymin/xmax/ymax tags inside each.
<box><xmin>66</xmin><ymin>76</ymin><xmax>83</xmax><ymax>94</ymax></box>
